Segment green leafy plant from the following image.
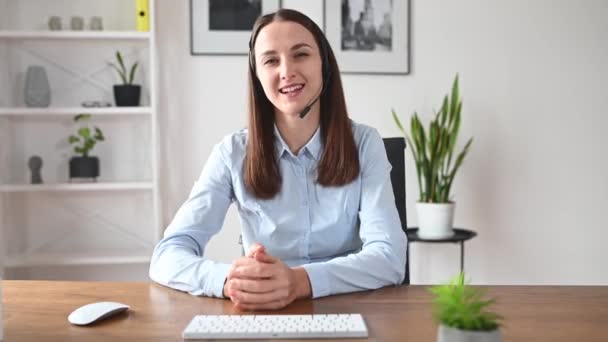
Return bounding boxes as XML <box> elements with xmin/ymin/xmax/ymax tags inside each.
<box><xmin>68</xmin><ymin>114</ymin><xmax>105</xmax><ymax>157</ymax></box>
<box><xmin>392</xmin><ymin>74</ymin><xmax>473</xmax><ymax>203</ymax></box>
<box><xmin>109</xmin><ymin>51</ymin><xmax>138</xmax><ymax>85</ymax></box>
<box><xmin>429</xmin><ymin>273</ymin><xmax>502</xmax><ymax>331</ymax></box>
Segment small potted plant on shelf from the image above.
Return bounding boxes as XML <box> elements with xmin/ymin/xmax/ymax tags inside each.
<box><xmin>68</xmin><ymin>113</ymin><xmax>105</xmax><ymax>182</ymax></box>
<box><xmin>430</xmin><ymin>273</ymin><xmax>503</xmax><ymax>342</ymax></box>
<box><xmin>109</xmin><ymin>50</ymin><xmax>140</xmax><ymax>106</ymax></box>
<box><xmin>392</xmin><ymin>74</ymin><xmax>473</xmax><ymax>239</ymax></box>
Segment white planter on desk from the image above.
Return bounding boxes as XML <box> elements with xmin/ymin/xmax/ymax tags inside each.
<box><xmin>416</xmin><ymin>202</ymin><xmax>455</xmax><ymax>239</ymax></box>
<box><xmin>438</xmin><ymin>325</ymin><xmax>502</xmax><ymax>342</ymax></box>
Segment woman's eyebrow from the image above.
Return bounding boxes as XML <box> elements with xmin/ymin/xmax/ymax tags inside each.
<box><xmin>259</xmin><ymin>43</ymin><xmax>313</xmax><ymax>57</ymax></box>
<box><xmin>291</xmin><ymin>43</ymin><xmax>312</xmax><ymax>50</ymax></box>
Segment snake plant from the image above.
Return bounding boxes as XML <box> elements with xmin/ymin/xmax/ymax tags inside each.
<box><xmin>392</xmin><ymin>74</ymin><xmax>473</xmax><ymax>203</ymax></box>
<box><xmin>109</xmin><ymin>51</ymin><xmax>138</xmax><ymax>85</ymax></box>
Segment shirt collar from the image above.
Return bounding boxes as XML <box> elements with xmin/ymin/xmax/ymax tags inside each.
<box><xmin>274</xmin><ymin>124</ymin><xmax>322</xmax><ymax>161</ymax></box>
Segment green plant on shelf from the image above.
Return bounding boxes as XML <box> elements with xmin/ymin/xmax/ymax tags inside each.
<box><xmin>109</xmin><ymin>50</ymin><xmax>138</xmax><ymax>85</ymax></box>
<box><xmin>68</xmin><ymin>114</ymin><xmax>105</xmax><ymax>157</ymax></box>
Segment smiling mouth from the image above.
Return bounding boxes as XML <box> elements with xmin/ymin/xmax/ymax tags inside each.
<box><xmin>279</xmin><ymin>84</ymin><xmax>305</xmax><ymax>94</ymax></box>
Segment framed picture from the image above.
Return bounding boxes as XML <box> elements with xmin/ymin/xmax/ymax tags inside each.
<box><xmin>191</xmin><ymin>0</ymin><xmax>282</xmax><ymax>55</ymax></box>
<box><xmin>324</xmin><ymin>0</ymin><xmax>410</xmax><ymax>75</ymax></box>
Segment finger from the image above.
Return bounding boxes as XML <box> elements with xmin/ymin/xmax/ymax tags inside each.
<box><xmin>227</xmin><ymin>258</ymin><xmax>257</xmax><ymax>280</ymax></box>
<box><xmin>254</xmin><ymin>250</ymin><xmax>277</xmax><ymax>264</ymax></box>
<box><xmin>234</xmin><ymin>299</ymin><xmax>289</xmax><ymax>311</ymax></box>
<box><xmin>232</xmin><ymin>257</ymin><xmax>262</xmax><ymax>268</ymax></box>
<box><xmin>231</xmin><ymin>288</ymin><xmax>286</xmax><ymax>305</ymax></box>
<box><xmin>233</xmin><ymin>263</ymin><xmax>275</xmax><ymax>279</ymax></box>
<box><xmin>246</xmin><ymin>243</ymin><xmax>265</xmax><ymax>258</ymax></box>
<box><xmin>229</xmin><ymin>256</ymin><xmax>270</xmax><ymax>279</ymax></box>
<box><xmin>228</xmin><ymin>278</ymin><xmax>275</xmax><ymax>294</ymax></box>
<box><xmin>229</xmin><ymin>257</ymin><xmax>272</xmax><ymax>280</ymax></box>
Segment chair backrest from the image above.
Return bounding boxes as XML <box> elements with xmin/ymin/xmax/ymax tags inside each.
<box><xmin>382</xmin><ymin>137</ymin><xmax>410</xmax><ymax>285</ymax></box>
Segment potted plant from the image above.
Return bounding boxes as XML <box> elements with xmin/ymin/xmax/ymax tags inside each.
<box><xmin>68</xmin><ymin>113</ymin><xmax>105</xmax><ymax>181</ymax></box>
<box><xmin>429</xmin><ymin>273</ymin><xmax>503</xmax><ymax>342</ymax></box>
<box><xmin>109</xmin><ymin>50</ymin><xmax>140</xmax><ymax>106</ymax></box>
<box><xmin>392</xmin><ymin>74</ymin><xmax>473</xmax><ymax>239</ymax></box>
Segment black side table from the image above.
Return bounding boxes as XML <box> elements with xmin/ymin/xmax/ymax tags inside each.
<box><xmin>405</xmin><ymin>228</ymin><xmax>477</xmax><ymax>274</ymax></box>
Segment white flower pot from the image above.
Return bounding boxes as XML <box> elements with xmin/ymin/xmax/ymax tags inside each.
<box><xmin>438</xmin><ymin>325</ymin><xmax>502</xmax><ymax>342</ymax></box>
<box><xmin>416</xmin><ymin>202</ymin><xmax>455</xmax><ymax>239</ymax></box>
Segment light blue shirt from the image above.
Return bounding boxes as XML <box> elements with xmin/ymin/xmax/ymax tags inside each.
<box><xmin>149</xmin><ymin>121</ymin><xmax>407</xmax><ymax>298</ymax></box>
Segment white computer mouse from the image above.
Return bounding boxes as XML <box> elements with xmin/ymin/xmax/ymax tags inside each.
<box><xmin>68</xmin><ymin>301</ymin><xmax>130</xmax><ymax>326</ymax></box>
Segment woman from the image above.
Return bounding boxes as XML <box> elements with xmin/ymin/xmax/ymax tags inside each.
<box><xmin>149</xmin><ymin>9</ymin><xmax>407</xmax><ymax>311</ymax></box>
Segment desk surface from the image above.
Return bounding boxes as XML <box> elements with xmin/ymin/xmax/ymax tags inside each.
<box><xmin>3</xmin><ymin>281</ymin><xmax>608</xmax><ymax>341</ymax></box>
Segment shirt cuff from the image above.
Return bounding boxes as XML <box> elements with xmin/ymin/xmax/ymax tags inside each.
<box><xmin>206</xmin><ymin>262</ymin><xmax>231</xmax><ymax>298</ymax></box>
<box><xmin>301</xmin><ymin>262</ymin><xmax>331</xmax><ymax>298</ymax></box>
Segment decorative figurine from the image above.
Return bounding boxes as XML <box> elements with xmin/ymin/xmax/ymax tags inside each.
<box><xmin>90</xmin><ymin>16</ymin><xmax>103</xmax><ymax>31</ymax></box>
<box><xmin>28</xmin><ymin>156</ymin><xmax>43</xmax><ymax>184</ymax></box>
<box><xmin>71</xmin><ymin>16</ymin><xmax>84</xmax><ymax>30</ymax></box>
<box><xmin>48</xmin><ymin>16</ymin><xmax>62</xmax><ymax>30</ymax></box>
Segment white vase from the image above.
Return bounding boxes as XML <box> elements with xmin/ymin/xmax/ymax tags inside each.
<box><xmin>437</xmin><ymin>325</ymin><xmax>502</xmax><ymax>342</ymax></box>
<box><xmin>416</xmin><ymin>202</ymin><xmax>455</xmax><ymax>239</ymax></box>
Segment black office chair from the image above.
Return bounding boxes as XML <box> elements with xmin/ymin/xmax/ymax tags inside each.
<box><xmin>382</xmin><ymin>137</ymin><xmax>410</xmax><ymax>285</ymax></box>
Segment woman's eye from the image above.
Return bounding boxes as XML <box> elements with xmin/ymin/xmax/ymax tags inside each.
<box><xmin>263</xmin><ymin>58</ymin><xmax>277</xmax><ymax>65</ymax></box>
<box><xmin>295</xmin><ymin>52</ymin><xmax>309</xmax><ymax>58</ymax></box>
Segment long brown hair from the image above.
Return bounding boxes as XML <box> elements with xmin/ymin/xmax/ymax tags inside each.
<box><xmin>244</xmin><ymin>9</ymin><xmax>359</xmax><ymax>199</ymax></box>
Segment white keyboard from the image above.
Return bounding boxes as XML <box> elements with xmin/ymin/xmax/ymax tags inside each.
<box><xmin>182</xmin><ymin>314</ymin><xmax>368</xmax><ymax>339</ymax></box>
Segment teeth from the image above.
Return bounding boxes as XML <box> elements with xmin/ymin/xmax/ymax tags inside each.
<box><xmin>280</xmin><ymin>84</ymin><xmax>303</xmax><ymax>93</ymax></box>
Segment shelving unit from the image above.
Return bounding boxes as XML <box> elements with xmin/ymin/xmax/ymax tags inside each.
<box><xmin>6</xmin><ymin>251</ymin><xmax>151</xmax><ymax>268</ymax></box>
<box><xmin>0</xmin><ymin>31</ymin><xmax>151</xmax><ymax>40</ymax></box>
<box><xmin>0</xmin><ymin>0</ymin><xmax>161</xmax><ymax>280</ymax></box>
<box><xmin>0</xmin><ymin>106</ymin><xmax>152</xmax><ymax>116</ymax></box>
<box><xmin>0</xmin><ymin>182</ymin><xmax>154</xmax><ymax>192</ymax></box>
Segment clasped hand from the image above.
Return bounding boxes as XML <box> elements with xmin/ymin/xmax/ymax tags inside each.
<box><xmin>223</xmin><ymin>244</ymin><xmax>310</xmax><ymax>310</ymax></box>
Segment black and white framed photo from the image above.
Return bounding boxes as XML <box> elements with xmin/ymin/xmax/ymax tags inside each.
<box><xmin>191</xmin><ymin>0</ymin><xmax>281</xmax><ymax>55</ymax></box>
<box><xmin>324</xmin><ymin>0</ymin><xmax>410</xmax><ymax>74</ymax></box>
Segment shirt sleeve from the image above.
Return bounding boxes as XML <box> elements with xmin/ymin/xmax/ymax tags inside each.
<box><xmin>149</xmin><ymin>140</ymin><xmax>234</xmax><ymax>298</ymax></box>
<box><xmin>302</xmin><ymin>128</ymin><xmax>408</xmax><ymax>298</ymax></box>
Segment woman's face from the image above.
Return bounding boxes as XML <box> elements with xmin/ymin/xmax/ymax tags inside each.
<box><xmin>253</xmin><ymin>21</ymin><xmax>324</xmax><ymax>118</ymax></box>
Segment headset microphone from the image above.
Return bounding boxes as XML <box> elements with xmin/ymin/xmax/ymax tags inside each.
<box><xmin>298</xmin><ymin>83</ymin><xmax>324</xmax><ymax>119</ymax></box>
<box><xmin>299</xmin><ymin>36</ymin><xmax>331</xmax><ymax>119</ymax></box>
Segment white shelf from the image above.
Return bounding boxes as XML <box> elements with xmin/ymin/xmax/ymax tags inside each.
<box><xmin>6</xmin><ymin>253</ymin><xmax>151</xmax><ymax>268</ymax></box>
<box><xmin>0</xmin><ymin>182</ymin><xmax>154</xmax><ymax>192</ymax></box>
<box><xmin>0</xmin><ymin>30</ymin><xmax>150</xmax><ymax>41</ymax></box>
<box><xmin>0</xmin><ymin>0</ymin><xmax>161</xmax><ymax>280</ymax></box>
<box><xmin>0</xmin><ymin>106</ymin><xmax>152</xmax><ymax>117</ymax></box>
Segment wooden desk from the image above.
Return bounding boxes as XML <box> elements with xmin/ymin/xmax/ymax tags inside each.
<box><xmin>2</xmin><ymin>281</ymin><xmax>607</xmax><ymax>341</ymax></box>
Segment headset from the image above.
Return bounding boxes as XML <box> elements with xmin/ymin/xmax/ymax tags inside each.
<box><xmin>248</xmin><ymin>20</ymin><xmax>332</xmax><ymax>119</ymax></box>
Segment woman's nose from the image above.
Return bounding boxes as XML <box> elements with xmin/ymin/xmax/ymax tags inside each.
<box><xmin>279</xmin><ymin>60</ymin><xmax>295</xmax><ymax>80</ymax></box>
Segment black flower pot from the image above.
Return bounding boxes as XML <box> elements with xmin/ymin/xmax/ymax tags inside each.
<box><xmin>69</xmin><ymin>156</ymin><xmax>99</xmax><ymax>181</ymax></box>
<box><xmin>113</xmin><ymin>84</ymin><xmax>141</xmax><ymax>106</ymax></box>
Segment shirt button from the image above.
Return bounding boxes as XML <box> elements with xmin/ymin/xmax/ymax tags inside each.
<box><xmin>302</xmin><ymin>201</ymin><xmax>308</xmax><ymax>206</ymax></box>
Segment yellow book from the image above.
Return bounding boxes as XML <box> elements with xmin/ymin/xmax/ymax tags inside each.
<box><xmin>136</xmin><ymin>0</ymin><xmax>149</xmax><ymax>32</ymax></box>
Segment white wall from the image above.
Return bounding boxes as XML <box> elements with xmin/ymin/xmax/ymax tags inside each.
<box><xmin>156</xmin><ymin>0</ymin><xmax>608</xmax><ymax>285</ymax></box>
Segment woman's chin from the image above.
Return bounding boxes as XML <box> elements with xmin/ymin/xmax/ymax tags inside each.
<box><xmin>275</xmin><ymin>106</ymin><xmax>305</xmax><ymax>118</ymax></box>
